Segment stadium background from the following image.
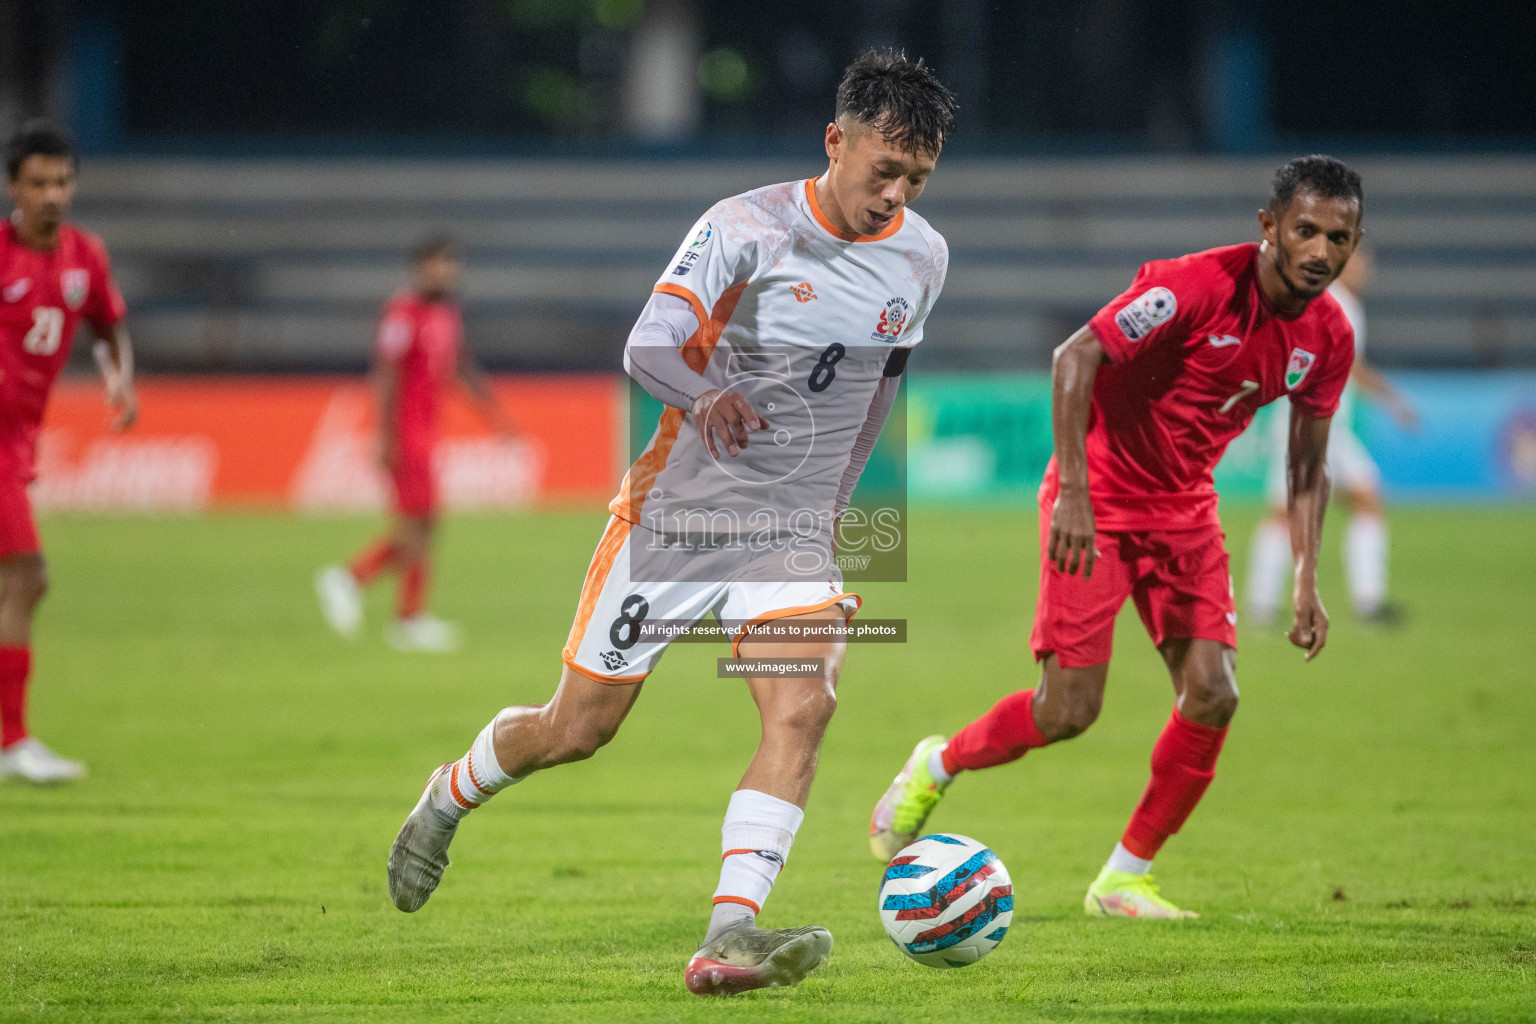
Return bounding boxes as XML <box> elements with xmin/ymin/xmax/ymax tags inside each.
<box><xmin>7</xmin><ymin>0</ymin><xmax>1535</xmax><ymax>510</ymax></box>
<box><xmin>4</xmin><ymin>3</ymin><xmax>1536</xmax><ymax>1021</ymax></box>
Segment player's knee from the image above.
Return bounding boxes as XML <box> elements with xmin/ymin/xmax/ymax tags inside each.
<box><xmin>1181</xmin><ymin>671</ymin><xmax>1239</xmax><ymax>727</ymax></box>
<box><xmin>765</xmin><ymin>684</ymin><xmax>838</xmax><ymax>738</ymax></box>
<box><xmin>1035</xmin><ymin>688</ymin><xmax>1103</xmax><ymax>741</ymax></box>
<box><xmin>4</xmin><ymin>561</ymin><xmax>48</xmax><ymax>608</ymax></box>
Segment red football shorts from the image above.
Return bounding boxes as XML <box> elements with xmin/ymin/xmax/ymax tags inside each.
<box><xmin>0</xmin><ymin>472</ymin><xmax>41</xmax><ymax>558</ymax></box>
<box><xmin>1030</xmin><ymin>503</ymin><xmax>1236</xmax><ymax>668</ymax></box>
<box><xmin>390</xmin><ymin>452</ymin><xmax>437</xmax><ymax>518</ymax></box>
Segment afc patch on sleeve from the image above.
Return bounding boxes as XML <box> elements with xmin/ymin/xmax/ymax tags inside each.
<box><xmin>1114</xmin><ymin>287</ymin><xmax>1178</xmax><ymax>341</ymax></box>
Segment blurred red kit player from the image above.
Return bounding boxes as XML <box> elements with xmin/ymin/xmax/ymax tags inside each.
<box><xmin>314</xmin><ymin>237</ymin><xmax>514</xmax><ymax>652</ymax></box>
<box><xmin>1</xmin><ymin>122</ymin><xmax>137</xmax><ymax>783</ymax></box>
<box><xmin>872</xmin><ymin>156</ymin><xmax>1365</xmax><ymax>918</ymax></box>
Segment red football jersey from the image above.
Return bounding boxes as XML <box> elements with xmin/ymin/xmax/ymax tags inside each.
<box><xmin>0</xmin><ymin>220</ymin><xmax>126</xmax><ymax>477</ymax></box>
<box><xmin>1042</xmin><ymin>243</ymin><xmax>1354</xmax><ymax>531</ymax></box>
<box><xmin>375</xmin><ymin>291</ymin><xmax>463</xmax><ymax>457</ymax></box>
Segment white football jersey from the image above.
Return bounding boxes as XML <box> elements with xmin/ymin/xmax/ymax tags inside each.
<box><xmin>1327</xmin><ymin>280</ymin><xmax>1364</xmax><ymax>426</ymax></box>
<box><xmin>611</xmin><ymin>178</ymin><xmax>948</xmax><ymax>553</ymax></box>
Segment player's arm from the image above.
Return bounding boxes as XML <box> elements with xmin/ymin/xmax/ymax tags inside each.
<box><xmin>1048</xmin><ymin>325</ymin><xmax>1107</xmax><ymax>578</ymax></box>
<box><xmin>831</xmin><ymin>351</ymin><xmax>907</xmax><ymax>549</ymax></box>
<box><xmin>1284</xmin><ymin>406</ymin><xmax>1333</xmax><ymax>660</ymax></box>
<box><xmin>372</xmin><ymin>352</ymin><xmax>402</xmax><ymax>472</ymax></box>
<box><xmin>1351</xmin><ymin>360</ymin><xmax>1418</xmax><ymax>430</ymax></box>
<box><xmin>623</xmin><ymin>291</ymin><xmax>766</xmax><ymax>459</ymax></box>
<box><xmin>457</xmin><ymin>345</ymin><xmax>517</xmax><ymax>437</ymax></box>
<box><xmin>90</xmin><ymin>322</ymin><xmax>137</xmax><ymax>431</ymax></box>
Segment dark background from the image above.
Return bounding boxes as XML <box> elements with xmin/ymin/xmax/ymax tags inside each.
<box><xmin>6</xmin><ymin>0</ymin><xmax>1534</xmax><ymax>154</ymax></box>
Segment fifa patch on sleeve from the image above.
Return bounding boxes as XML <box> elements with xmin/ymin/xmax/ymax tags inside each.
<box><xmin>1114</xmin><ymin>287</ymin><xmax>1177</xmax><ymax>341</ymax></box>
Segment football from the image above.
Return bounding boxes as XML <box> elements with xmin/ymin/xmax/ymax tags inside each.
<box><xmin>877</xmin><ymin>833</ymin><xmax>1014</xmax><ymax>968</ymax></box>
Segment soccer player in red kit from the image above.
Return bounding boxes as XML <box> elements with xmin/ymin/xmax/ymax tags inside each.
<box><xmin>315</xmin><ymin>236</ymin><xmax>513</xmax><ymax>653</ymax></box>
<box><xmin>1</xmin><ymin>123</ymin><xmax>136</xmax><ymax>783</ymax></box>
<box><xmin>871</xmin><ymin>155</ymin><xmax>1364</xmax><ymax>917</ymax></box>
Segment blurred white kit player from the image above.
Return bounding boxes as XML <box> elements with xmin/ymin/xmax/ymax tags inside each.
<box><xmin>1247</xmin><ymin>246</ymin><xmax>1417</xmax><ymax>623</ymax></box>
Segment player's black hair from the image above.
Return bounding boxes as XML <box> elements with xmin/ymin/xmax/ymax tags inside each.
<box><xmin>1269</xmin><ymin>155</ymin><xmax>1364</xmax><ymax>220</ymax></box>
<box><xmin>834</xmin><ymin>49</ymin><xmax>957</xmax><ymax>155</ymax></box>
<box><xmin>5</xmin><ymin>120</ymin><xmax>76</xmax><ymax>180</ymax></box>
<box><xmin>411</xmin><ymin>234</ymin><xmax>461</xmax><ymax>264</ymax></box>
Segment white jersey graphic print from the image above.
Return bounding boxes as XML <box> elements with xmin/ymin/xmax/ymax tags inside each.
<box><xmin>612</xmin><ymin>178</ymin><xmax>948</xmax><ymax>581</ymax></box>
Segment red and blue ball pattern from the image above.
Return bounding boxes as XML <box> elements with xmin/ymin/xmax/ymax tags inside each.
<box><xmin>878</xmin><ymin>833</ymin><xmax>1014</xmax><ymax>968</ymax></box>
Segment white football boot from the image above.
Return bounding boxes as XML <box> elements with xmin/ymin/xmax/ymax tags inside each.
<box><xmin>314</xmin><ymin>565</ymin><xmax>363</xmax><ymax>639</ymax></box>
<box><xmin>685</xmin><ymin>921</ymin><xmax>834</xmax><ymax>996</ymax></box>
<box><xmin>385</xmin><ymin>614</ymin><xmax>463</xmax><ymax>653</ymax></box>
<box><xmin>387</xmin><ymin>763</ymin><xmax>461</xmax><ymax>912</ymax></box>
<box><xmin>1</xmin><ymin>737</ymin><xmax>88</xmax><ymax>784</ymax></box>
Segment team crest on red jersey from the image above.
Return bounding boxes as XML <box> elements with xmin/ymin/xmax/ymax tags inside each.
<box><xmin>1285</xmin><ymin>348</ymin><xmax>1316</xmax><ymax>390</ymax></box>
<box><xmin>61</xmin><ymin>269</ymin><xmax>89</xmax><ymax>310</ymax></box>
<box><xmin>872</xmin><ymin>296</ymin><xmax>911</xmax><ymax>342</ymax></box>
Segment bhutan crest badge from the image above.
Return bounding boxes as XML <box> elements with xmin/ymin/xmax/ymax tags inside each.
<box><xmin>872</xmin><ymin>296</ymin><xmax>911</xmax><ymax>342</ymax></box>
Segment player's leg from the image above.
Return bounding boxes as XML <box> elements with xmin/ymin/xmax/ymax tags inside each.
<box><xmin>1247</xmin><ymin>414</ymin><xmax>1295</xmax><ymax>625</ymax></box>
<box><xmin>385</xmin><ymin>513</ymin><xmax>460</xmax><ymax>652</ymax></box>
<box><xmin>388</xmin><ymin>663</ymin><xmax>643</xmax><ymax>911</ymax></box>
<box><xmin>687</xmin><ymin>606</ymin><xmax>845</xmax><ymax>996</ymax></box>
<box><xmin>316</xmin><ymin>505</ymin><xmax>410</xmax><ymax>640</ymax></box>
<box><xmin>0</xmin><ymin>551</ymin><xmax>83</xmax><ymax>783</ymax></box>
<box><xmin>1246</xmin><ymin>509</ymin><xmax>1291</xmax><ymax>626</ymax></box>
<box><xmin>388</xmin><ymin>516</ymin><xmax>669</xmax><ymax>911</ymax></box>
<box><xmin>869</xmin><ymin>520</ymin><xmax>1130</xmax><ymax>860</ymax></box>
<box><xmin>1087</xmin><ymin>529</ymin><xmax>1237</xmax><ymax>919</ymax></box>
<box><xmin>868</xmin><ymin>656</ymin><xmax>1111</xmax><ymax>862</ymax></box>
<box><xmin>1332</xmin><ymin>430</ymin><xmax>1396</xmax><ymax>622</ymax></box>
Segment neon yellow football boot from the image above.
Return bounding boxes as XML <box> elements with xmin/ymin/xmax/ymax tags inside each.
<box><xmin>869</xmin><ymin>734</ymin><xmax>950</xmax><ymax>861</ymax></box>
<box><xmin>1084</xmin><ymin>867</ymin><xmax>1199</xmax><ymax>919</ymax></box>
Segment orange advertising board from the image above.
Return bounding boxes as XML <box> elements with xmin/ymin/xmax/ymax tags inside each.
<box><xmin>35</xmin><ymin>375</ymin><xmax>620</xmax><ymax>511</ymax></box>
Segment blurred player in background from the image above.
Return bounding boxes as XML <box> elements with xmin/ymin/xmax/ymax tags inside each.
<box><xmin>314</xmin><ymin>236</ymin><xmax>514</xmax><ymax>652</ymax></box>
<box><xmin>1247</xmin><ymin>243</ymin><xmax>1418</xmax><ymax>625</ymax></box>
<box><xmin>871</xmin><ymin>156</ymin><xmax>1364</xmax><ymax>918</ymax></box>
<box><xmin>387</xmin><ymin>51</ymin><xmax>954</xmax><ymax>995</ymax></box>
<box><xmin>1</xmin><ymin>122</ymin><xmax>136</xmax><ymax>783</ymax></box>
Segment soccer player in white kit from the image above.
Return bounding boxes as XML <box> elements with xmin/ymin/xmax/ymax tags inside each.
<box><xmin>1247</xmin><ymin>244</ymin><xmax>1418</xmax><ymax>624</ymax></box>
<box><xmin>387</xmin><ymin>50</ymin><xmax>956</xmax><ymax>996</ymax></box>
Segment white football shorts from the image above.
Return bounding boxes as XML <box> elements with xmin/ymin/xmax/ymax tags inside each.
<box><xmin>562</xmin><ymin>517</ymin><xmax>860</xmax><ymax>683</ymax></box>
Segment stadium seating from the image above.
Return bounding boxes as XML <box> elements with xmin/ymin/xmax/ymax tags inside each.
<box><xmin>75</xmin><ymin>156</ymin><xmax>1536</xmax><ymax>372</ymax></box>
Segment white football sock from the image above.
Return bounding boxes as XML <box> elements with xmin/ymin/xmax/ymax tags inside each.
<box><xmin>705</xmin><ymin>789</ymin><xmax>804</xmax><ymax>943</ymax></box>
<box><xmin>927</xmin><ymin>744</ymin><xmax>954</xmax><ymax>785</ymax></box>
<box><xmin>1344</xmin><ymin>513</ymin><xmax>1387</xmax><ymax>615</ymax></box>
<box><xmin>1246</xmin><ymin>519</ymin><xmax>1292</xmax><ymax>621</ymax></box>
<box><xmin>1106</xmin><ymin>841</ymin><xmax>1153</xmax><ymax>876</ymax></box>
<box><xmin>429</xmin><ymin>708</ymin><xmax>521</xmax><ymax>821</ymax></box>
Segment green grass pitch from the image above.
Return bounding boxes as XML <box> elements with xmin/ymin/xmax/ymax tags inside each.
<box><xmin>2</xmin><ymin>506</ymin><xmax>1533</xmax><ymax>1022</ymax></box>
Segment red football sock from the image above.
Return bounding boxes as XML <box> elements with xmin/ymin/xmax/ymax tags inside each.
<box><xmin>397</xmin><ymin>558</ymin><xmax>429</xmax><ymax>620</ymax></box>
<box><xmin>942</xmin><ymin>688</ymin><xmax>1053</xmax><ymax>774</ymax></box>
<box><xmin>1120</xmin><ymin>709</ymin><xmax>1229</xmax><ymax>860</ymax></box>
<box><xmin>349</xmin><ymin>538</ymin><xmax>398</xmax><ymax>586</ymax></box>
<box><xmin>0</xmin><ymin>645</ymin><xmax>32</xmax><ymax>750</ymax></box>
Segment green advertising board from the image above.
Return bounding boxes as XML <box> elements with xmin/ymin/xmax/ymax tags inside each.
<box><xmin>904</xmin><ymin>374</ymin><xmax>1282</xmax><ymax>505</ymax></box>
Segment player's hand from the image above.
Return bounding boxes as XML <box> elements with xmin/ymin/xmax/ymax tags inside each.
<box><xmin>1048</xmin><ymin>486</ymin><xmax>1099</xmax><ymax>578</ymax></box>
<box><xmin>379</xmin><ymin>441</ymin><xmax>399</xmax><ymax>473</ymax></box>
<box><xmin>691</xmin><ymin>389</ymin><xmax>769</xmax><ymax>459</ymax></box>
<box><xmin>106</xmin><ymin>378</ymin><xmax>138</xmax><ymax>432</ymax></box>
<box><xmin>1287</xmin><ymin>585</ymin><xmax>1329</xmax><ymax>660</ymax></box>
